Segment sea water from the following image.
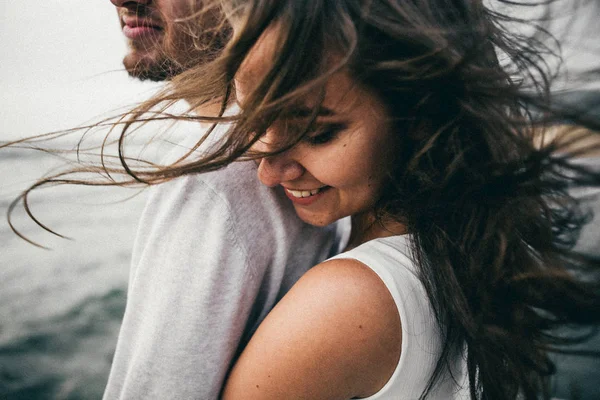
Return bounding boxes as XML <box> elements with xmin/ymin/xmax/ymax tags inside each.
<box><xmin>0</xmin><ymin>148</ymin><xmax>145</xmax><ymax>399</ymax></box>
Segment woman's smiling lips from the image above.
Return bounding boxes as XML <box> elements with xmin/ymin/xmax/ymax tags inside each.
<box><xmin>283</xmin><ymin>186</ymin><xmax>331</xmax><ymax>206</ymax></box>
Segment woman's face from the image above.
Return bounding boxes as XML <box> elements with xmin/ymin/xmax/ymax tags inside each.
<box><xmin>235</xmin><ymin>32</ymin><xmax>396</xmax><ymax>227</ymax></box>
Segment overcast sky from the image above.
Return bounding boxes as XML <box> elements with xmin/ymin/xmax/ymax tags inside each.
<box><xmin>0</xmin><ymin>1</ymin><xmax>161</xmax><ymax>142</ymax></box>
<box><xmin>0</xmin><ymin>1</ymin><xmax>598</xmax><ymax>143</ymax></box>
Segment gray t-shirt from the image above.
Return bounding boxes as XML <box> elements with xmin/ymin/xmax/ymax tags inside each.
<box><xmin>103</xmin><ymin>135</ymin><xmax>348</xmax><ymax>399</ymax></box>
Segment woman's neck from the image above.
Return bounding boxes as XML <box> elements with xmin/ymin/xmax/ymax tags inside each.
<box><xmin>345</xmin><ymin>211</ymin><xmax>407</xmax><ymax>251</ymax></box>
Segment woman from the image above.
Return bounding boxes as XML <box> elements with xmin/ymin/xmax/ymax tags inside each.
<box><xmin>179</xmin><ymin>0</ymin><xmax>598</xmax><ymax>398</ymax></box>
<box><xmin>6</xmin><ymin>0</ymin><xmax>600</xmax><ymax>398</ymax></box>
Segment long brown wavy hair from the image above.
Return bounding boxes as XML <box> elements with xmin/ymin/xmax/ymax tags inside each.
<box><xmin>4</xmin><ymin>0</ymin><xmax>600</xmax><ymax>398</ymax></box>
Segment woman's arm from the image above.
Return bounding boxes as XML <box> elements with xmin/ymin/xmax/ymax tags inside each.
<box><xmin>222</xmin><ymin>259</ymin><xmax>402</xmax><ymax>400</ymax></box>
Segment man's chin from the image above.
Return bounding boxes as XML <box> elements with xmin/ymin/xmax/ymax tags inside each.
<box><xmin>123</xmin><ymin>52</ymin><xmax>180</xmax><ymax>82</ymax></box>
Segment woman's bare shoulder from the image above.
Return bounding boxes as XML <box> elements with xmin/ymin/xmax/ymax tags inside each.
<box><xmin>222</xmin><ymin>258</ymin><xmax>402</xmax><ymax>400</ymax></box>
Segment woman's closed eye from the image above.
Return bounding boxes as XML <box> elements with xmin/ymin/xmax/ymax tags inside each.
<box><xmin>305</xmin><ymin>123</ymin><xmax>347</xmax><ymax>146</ymax></box>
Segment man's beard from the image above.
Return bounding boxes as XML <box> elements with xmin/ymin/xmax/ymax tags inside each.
<box><xmin>121</xmin><ymin>9</ymin><xmax>203</xmax><ymax>82</ymax></box>
<box><xmin>122</xmin><ymin>15</ymin><xmax>230</xmax><ymax>82</ymax></box>
<box><xmin>123</xmin><ymin>48</ymin><xmax>184</xmax><ymax>82</ymax></box>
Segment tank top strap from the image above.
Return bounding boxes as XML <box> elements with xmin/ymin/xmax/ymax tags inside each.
<box><xmin>329</xmin><ymin>235</ymin><xmax>469</xmax><ymax>399</ymax></box>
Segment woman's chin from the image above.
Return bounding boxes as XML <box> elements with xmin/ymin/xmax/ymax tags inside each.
<box><xmin>292</xmin><ymin>209</ymin><xmax>331</xmax><ymax>227</ymax></box>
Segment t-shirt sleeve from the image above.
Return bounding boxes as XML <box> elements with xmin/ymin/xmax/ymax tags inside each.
<box><xmin>103</xmin><ymin>175</ymin><xmax>268</xmax><ymax>400</ymax></box>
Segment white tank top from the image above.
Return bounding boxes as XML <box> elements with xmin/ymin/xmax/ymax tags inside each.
<box><xmin>330</xmin><ymin>235</ymin><xmax>470</xmax><ymax>400</ymax></box>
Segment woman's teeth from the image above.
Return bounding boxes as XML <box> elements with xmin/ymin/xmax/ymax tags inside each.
<box><xmin>288</xmin><ymin>188</ymin><xmax>323</xmax><ymax>198</ymax></box>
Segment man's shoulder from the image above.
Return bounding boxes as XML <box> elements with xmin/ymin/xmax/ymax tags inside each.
<box><xmin>198</xmin><ymin>160</ymin><xmax>262</xmax><ymax>193</ymax></box>
<box><xmin>143</xmin><ymin>160</ymin><xmax>304</xmax><ymax>240</ymax></box>
<box><xmin>152</xmin><ymin>160</ymin><xmax>279</xmax><ymax>211</ymax></box>
<box><xmin>157</xmin><ymin>127</ymin><xmax>266</xmax><ymax>200</ymax></box>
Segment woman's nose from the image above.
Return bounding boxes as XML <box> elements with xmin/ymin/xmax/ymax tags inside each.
<box><xmin>253</xmin><ymin>132</ymin><xmax>304</xmax><ymax>187</ymax></box>
<box><xmin>257</xmin><ymin>155</ymin><xmax>304</xmax><ymax>187</ymax></box>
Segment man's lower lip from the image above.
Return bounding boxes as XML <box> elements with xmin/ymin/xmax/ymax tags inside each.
<box><xmin>284</xmin><ymin>187</ymin><xmax>330</xmax><ymax>206</ymax></box>
<box><xmin>122</xmin><ymin>25</ymin><xmax>162</xmax><ymax>40</ymax></box>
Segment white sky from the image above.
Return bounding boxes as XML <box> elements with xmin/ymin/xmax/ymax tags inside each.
<box><xmin>0</xmin><ymin>1</ymin><xmax>162</xmax><ymax>142</ymax></box>
<box><xmin>0</xmin><ymin>1</ymin><xmax>597</xmax><ymax>143</ymax></box>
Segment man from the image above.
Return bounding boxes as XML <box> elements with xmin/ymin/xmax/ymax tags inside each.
<box><xmin>104</xmin><ymin>1</ymin><xmax>348</xmax><ymax>399</ymax></box>
<box><xmin>113</xmin><ymin>0</ymin><xmax>225</xmax><ymax>81</ymax></box>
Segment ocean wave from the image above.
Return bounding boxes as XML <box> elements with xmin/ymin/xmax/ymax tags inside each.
<box><xmin>0</xmin><ymin>288</ymin><xmax>126</xmax><ymax>400</ymax></box>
